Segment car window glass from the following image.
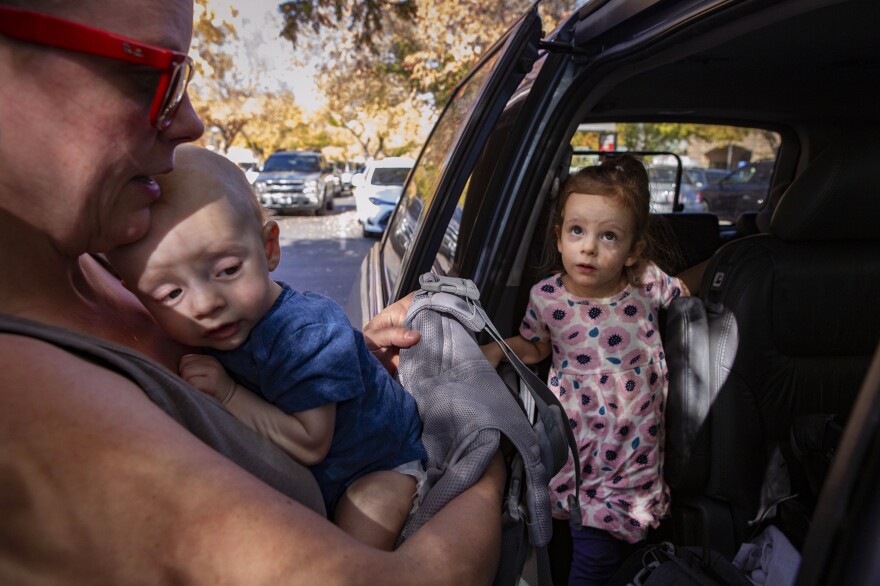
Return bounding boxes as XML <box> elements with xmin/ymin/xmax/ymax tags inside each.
<box><xmin>649</xmin><ymin>167</ymin><xmax>677</xmax><ymax>183</ymax></box>
<box><xmin>569</xmin><ymin>125</ymin><xmax>778</xmax><ymax>223</ymax></box>
<box><xmin>371</xmin><ymin>167</ymin><xmax>411</xmax><ymax>186</ymax></box>
<box><xmin>728</xmin><ymin>166</ymin><xmax>755</xmax><ymax>184</ymax></box>
<box><xmin>434</xmin><ymin>203</ymin><xmax>463</xmax><ymax>275</ymax></box>
<box><xmin>431</xmin><ymin>52</ymin><xmax>548</xmax><ymax>280</ymax></box>
<box><xmin>383</xmin><ymin>49</ymin><xmax>503</xmax><ymax>288</ymax></box>
<box><xmin>263</xmin><ymin>154</ymin><xmax>321</xmax><ymax>173</ymax></box>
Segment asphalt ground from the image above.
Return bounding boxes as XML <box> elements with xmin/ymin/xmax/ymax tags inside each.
<box><xmin>270</xmin><ymin>195</ymin><xmax>375</xmax><ymax>308</ymax></box>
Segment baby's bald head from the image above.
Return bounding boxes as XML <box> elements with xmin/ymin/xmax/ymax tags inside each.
<box><xmin>152</xmin><ymin>144</ymin><xmax>265</xmax><ymax>231</ymax></box>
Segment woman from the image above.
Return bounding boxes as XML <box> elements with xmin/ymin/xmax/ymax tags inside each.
<box><xmin>0</xmin><ymin>1</ymin><xmax>503</xmax><ymax>583</ymax></box>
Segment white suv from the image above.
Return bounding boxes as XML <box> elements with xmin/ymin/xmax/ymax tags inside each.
<box><xmin>351</xmin><ymin>157</ymin><xmax>414</xmax><ymax>237</ymax></box>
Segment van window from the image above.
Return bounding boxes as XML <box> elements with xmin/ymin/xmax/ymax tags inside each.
<box><xmin>569</xmin><ymin>124</ymin><xmax>779</xmax><ymax>224</ymax></box>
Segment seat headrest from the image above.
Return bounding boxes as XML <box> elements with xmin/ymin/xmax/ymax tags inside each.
<box><xmin>772</xmin><ymin>129</ymin><xmax>878</xmax><ymax>241</ymax></box>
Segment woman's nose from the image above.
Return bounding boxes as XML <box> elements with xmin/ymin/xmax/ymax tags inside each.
<box><xmin>162</xmin><ymin>94</ymin><xmax>204</xmax><ymax>144</ymax></box>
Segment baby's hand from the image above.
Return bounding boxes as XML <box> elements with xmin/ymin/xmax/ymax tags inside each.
<box><xmin>179</xmin><ymin>354</ymin><xmax>237</xmax><ymax>404</ymax></box>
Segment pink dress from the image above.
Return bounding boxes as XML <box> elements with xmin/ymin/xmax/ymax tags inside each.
<box><xmin>519</xmin><ymin>263</ymin><xmax>684</xmax><ymax>543</ymax></box>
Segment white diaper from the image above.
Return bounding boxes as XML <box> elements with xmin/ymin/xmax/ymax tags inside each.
<box><xmin>393</xmin><ymin>459</ymin><xmax>428</xmax><ymax>513</ymax></box>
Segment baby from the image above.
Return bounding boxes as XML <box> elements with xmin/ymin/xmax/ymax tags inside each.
<box><xmin>107</xmin><ymin>145</ymin><xmax>426</xmax><ymax>550</ymax></box>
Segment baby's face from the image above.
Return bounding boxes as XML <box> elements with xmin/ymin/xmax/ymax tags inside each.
<box><xmin>110</xmin><ymin>196</ymin><xmax>280</xmax><ymax>351</ymax></box>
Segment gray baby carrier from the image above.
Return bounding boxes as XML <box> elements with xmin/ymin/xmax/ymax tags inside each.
<box><xmin>397</xmin><ymin>273</ymin><xmax>582</xmax><ymax>585</ymax></box>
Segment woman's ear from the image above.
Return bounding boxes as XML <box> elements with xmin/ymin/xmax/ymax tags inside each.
<box><xmin>262</xmin><ymin>220</ymin><xmax>281</xmax><ymax>271</ymax></box>
<box><xmin>625</xmin><ymin>239</ymin><xmax>646</xmax><ymax>267</ymax></box>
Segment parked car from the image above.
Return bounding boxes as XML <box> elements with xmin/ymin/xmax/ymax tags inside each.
<box><xmin>685</xmin><ymin>167</ymin><xmax>729</xmax><ymax>189</ymax></box>
<box><xmin>346</xmin><ymin>0</ymin><xmax>879</xmax><ymax>584</ymax></box>
<box><xmin>647</xmin><ymin>164</ymin><xmax>707</xmax><ymax>213</ymax></box>
<box><xmin>337</xmin><ymin>161</ymin><xmax>359</xmax><ymax>195</ymax></box>
<box><xmin>352</xmin><ymin>157</ymin><xmax>415</xmax><ymax>237</ymax></box>
<box><xmin>327</xmin><ymin>162</ymin><xmax>344</xmax><ymax>197</ymax></box>
<box><xmin>224</xmin><ymin>146</ymin><xmax>261</xmax><ymax>184</ymax></box>
<box><xmin>237</xmin><ymin>161</ymin><xmax>260</xmax><ymax>185</ymax></box>
<box><xmin>252</xmin><ymin>150</ymin><xmax>338</xmax><ymax>215</ymax></box>
<box><xmin>699</xmin><ymin>160</ymin><xmax>775</xmax><ymax>225</ymax></box>
<box><xmin>570</xmin><ymin>150</ymin><xmax>707</xmax><ymax>213</ymax></box>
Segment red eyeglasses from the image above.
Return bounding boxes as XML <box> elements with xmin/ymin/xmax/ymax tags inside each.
<box><xmin>0</xmin><ymin>5</ymin><xmax>194</xmax><ymax>130</ymax></box>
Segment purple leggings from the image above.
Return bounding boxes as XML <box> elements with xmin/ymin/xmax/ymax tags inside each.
<box><xmin>568</xmin><ymin>526</ymin><xmax>627</xmax><ymax>586</ymax></box>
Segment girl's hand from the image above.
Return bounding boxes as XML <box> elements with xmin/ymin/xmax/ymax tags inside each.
<box><xmin>481</xmin><ymin>342</ymin><xmax>503</xmax><ymax>368</ymax></box>
<box><xmin>179</xmin><ymin>354</ymin><xmax>237</xmax><ymax>404</ymax></box>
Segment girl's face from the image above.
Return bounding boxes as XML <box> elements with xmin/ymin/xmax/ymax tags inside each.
<box><xmin>0</xmin><ymin>0</ymin><xmax>204</xmax><ymax>255</ymax></box>
<box><xmin>556</xmin><ymin>191</ymin><xmax>643</xmax><ymax>298</ymax></box>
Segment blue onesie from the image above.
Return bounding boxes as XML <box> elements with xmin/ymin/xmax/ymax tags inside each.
<box><xmin>209</xmin><ymin>283</ymin><xmax>426</xmax><ymax>513</ymax></box>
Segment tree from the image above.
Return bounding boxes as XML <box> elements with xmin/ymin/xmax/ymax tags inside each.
<box><xmin>615</xmin><ymin>123</ymin><xmax>749</xmax><ymax>152</ymax></box>
<box><xmin>315</xmin><ymin>34</ymin><xmax>429</xmax><ymax>160</ymax></box>
<box><xmin>190</xmin><ymin>0</ymin><xmax>257</xmax><ymax>154</ymax></box>
<box><xmin>240</xmin><ymin>93</ymin><xmax>332</xmax><ymax>158</ymax></box>
<box><xmin>281</xmin><ymin>0</ymin><xmax>581</xmax><ymax>158</ymax></box>
<box><xmin>279</xmin><ymin>0</ymin><xmax>417</xmax><ymax>51</ymax></box>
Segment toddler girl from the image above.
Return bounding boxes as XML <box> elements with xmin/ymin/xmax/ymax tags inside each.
<box><xmin>483</xmin><ymin>154</ymin><xmax>688</xmax><ymax>584</ymax></box>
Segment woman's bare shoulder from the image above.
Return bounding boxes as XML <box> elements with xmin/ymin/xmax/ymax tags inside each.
<box><xmin>0</xmin><ymin>332</ymin><xmax>342</xmax><ymax>582</ymax></box>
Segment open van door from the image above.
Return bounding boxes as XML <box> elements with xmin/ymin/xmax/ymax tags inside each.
<box><xmin>346</xmin><ymin>5</ymin><xmax>543</xmax><ymax>325</ymax></box>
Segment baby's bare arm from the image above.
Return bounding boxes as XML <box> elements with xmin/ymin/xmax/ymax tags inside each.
<box><xmin>179</xmin><ymin>353</ymin><xmax>335</xmax><ymax>465</ymax></box>
<box><xmin>224</xmin><ymin>386</ymin><xmax>335</xmax><ymax>466</ymax></box>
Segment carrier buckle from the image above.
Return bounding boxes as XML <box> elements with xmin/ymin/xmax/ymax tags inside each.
<box><xmin>419</xmin><ymin>273</ymin><xmax>481</xmax><ymax>301</ymax></box>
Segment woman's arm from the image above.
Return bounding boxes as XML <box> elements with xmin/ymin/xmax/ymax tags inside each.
<box><xmin>362</xmin><ymin>292</ymin><xmax>420</xmax><ymax>374</ymax></box>
<box><xmin>0</xmin><ymin>334</ymin><xmax>503</xmax><ymax>585</ymax></box>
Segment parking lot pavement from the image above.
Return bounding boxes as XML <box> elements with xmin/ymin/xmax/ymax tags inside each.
<box><xmin>270</xmin><ymin>196</ymin><xmax>375</xmax><ymax>307</ymax></box>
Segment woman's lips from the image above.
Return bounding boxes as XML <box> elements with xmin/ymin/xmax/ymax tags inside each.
<box><xmin>132</xmin><ymin>175</ymin><xmax>161</xmax><ymax>202</ymax></box>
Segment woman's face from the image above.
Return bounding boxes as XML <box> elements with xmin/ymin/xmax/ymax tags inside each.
<box><xmin>0</xmin><ymin>0</ymin><xmax>204</xmax><ymax>255</ymax></box>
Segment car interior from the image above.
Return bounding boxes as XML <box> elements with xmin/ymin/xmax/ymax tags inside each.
<box><xmin>362</xmin><ymin>0</ymin><xmax>878</xmax><ymax>581</ymax></box>
<box><xmin>430</xmin><ymin>0</ymin><xmax>880</xmax><ymax>581</ymax></box>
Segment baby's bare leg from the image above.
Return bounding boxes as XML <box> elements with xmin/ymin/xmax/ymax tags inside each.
<box><xmin>334</xmin><ymin>470</ymin><xmax>417</xmax><ymax>550</ymax></box>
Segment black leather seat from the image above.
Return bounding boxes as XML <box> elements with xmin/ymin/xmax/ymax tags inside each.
<box><xmin>662</xmin><ymin>128</ymin><xmax>880</xmax><ymax>557</ymax></box>
<box><xmin>653</xmin><ymin>212</ymin><xmax>721</xmax><ymax>275</ymax></box>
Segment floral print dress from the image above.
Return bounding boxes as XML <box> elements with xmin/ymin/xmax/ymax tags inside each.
<box><xmin>519</xmin><ymin>263</ymin><xmax>684</xmax><ymax>543</ymax></box>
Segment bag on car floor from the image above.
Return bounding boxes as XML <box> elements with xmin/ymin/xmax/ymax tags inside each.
<box><xmin>607</xmin><ymin>542</ymin><xmax>752</xmax><ymax>586</ymax></box>
<box><xmin>397</xmin><ymin>273</ymin><xmax>582</xmax><ymax>586</ymax></box>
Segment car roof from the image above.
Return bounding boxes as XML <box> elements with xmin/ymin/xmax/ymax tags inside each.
<box><xmin>365</xmin><ymin>157</ymin><xmax>415</xmax><ymax>168</ymax></box>
<box><xmin>567</xmin><ymin>0</ymin><xmax>877</xmax><ymax>131</ymax></box>
<box><xmin>270</xmin><ymin>151</ymin><xmax>322</xmax><ymax>157</ymax></box>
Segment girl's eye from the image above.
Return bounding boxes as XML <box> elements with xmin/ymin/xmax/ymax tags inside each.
<box><xmin>602</xmin><ymin>232</ymin><xmax>618</xmax><ymax>241</ymax></box>
<box><xmin>165</xmin><ymin>288</ymin><xmax>182</xmax><ymax>301</ymax></box>
<box><xmin>570</xmin><ymin>226</ymin><xmax>583</xmax><ymax>236</ymax></box>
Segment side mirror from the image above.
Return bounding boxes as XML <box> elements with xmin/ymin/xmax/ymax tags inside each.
<box><xmin>351</xmin><ymin>173</ymin><xmax>366</xmax><ymax>188</ymax></box>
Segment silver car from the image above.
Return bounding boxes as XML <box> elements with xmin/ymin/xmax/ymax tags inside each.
<box><xmin>253</xmin><ymin>151</ymin><xmax>336</xmax><ymax>215</ymax></box>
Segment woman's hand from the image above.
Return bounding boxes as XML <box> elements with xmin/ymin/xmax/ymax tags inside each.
<box><xmin>179</xmin><ymin>354</ymin><xmax>237</xmax><ymax>404</ymax></box>
<box><xmin>362</xmin><ymin>292</ymin><xmax>420</xmax><ymax>374</ymax></box>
